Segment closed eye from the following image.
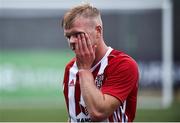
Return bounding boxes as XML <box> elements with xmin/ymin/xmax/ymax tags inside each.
<box><xmin>66</xmin><ymin>35</ymin><xmax>70</xmax><ymax>39</ymax></box>
<box><xmin>65</xmin><ymin>31</ymin><xmax>84</xmax><ymax>39</ymax></box>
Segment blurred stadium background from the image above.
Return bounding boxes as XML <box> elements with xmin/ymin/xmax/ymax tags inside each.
<box><xmin>0</xmin><ymin>0</ymin><xmax>180</xmax><ymax>121</ymax></box>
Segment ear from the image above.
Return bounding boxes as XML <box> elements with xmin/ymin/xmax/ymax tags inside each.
<box><xmin>95</xmin><ymin>25</ymin><xmax>102</xmax><ymax>38</ymax></box>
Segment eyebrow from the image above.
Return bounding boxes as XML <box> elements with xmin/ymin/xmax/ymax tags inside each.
<box><xmin>64</xmin><ymin>31</ymin><xmax>84</xmax><ymax>37</ymax></box>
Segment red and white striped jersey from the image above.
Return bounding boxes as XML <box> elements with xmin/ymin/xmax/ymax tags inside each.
<box><xmin>63</xmin><ymin>47</ymin><xmax>139</xmax><ymax>122</ymax></box>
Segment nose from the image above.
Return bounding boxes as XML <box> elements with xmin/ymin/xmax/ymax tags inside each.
<box><xmin>69</xmin><ymin>36</ymin><xmax>76</xmax><ymax>43</ymax></box>
<box><xmin>68</xmin><ymin>36</ymin><xmax>77</xmax><ymax>50</ymax></box>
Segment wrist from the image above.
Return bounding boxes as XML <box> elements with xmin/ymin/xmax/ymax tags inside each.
<box><xmin>78</xmin><ymin>69</ymin><xmax>91</xmax><ymax>73</ymax></box>
<box><xmin>78</xmin><ymin>69</ymin><xmax>92</xmax><ymax>76</ymax></box>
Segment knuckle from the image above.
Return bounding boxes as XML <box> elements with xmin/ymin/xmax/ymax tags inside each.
<box><xmin>84</xmin><ymin>51</ymin><xmax>90</xmax><ymax>55</ymax></box>
<box><xmin>89</xmin><ymin>50</ymin><xmax>93</xmax><ymax>55</ymax></box>
<box><xmin>81</xmin><ymin>52</ymin><xmax>85</xmax><ymax>56</ymax></box>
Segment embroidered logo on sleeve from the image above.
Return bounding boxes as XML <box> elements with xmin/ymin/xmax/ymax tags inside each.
<box><xmin>95</xmin><ymin>74</ymin><xmax>104</xmax><ymax>89</ymax></box>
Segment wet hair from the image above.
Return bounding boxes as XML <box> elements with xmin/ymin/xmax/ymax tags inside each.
<box><xmin>61</xmin><ymin>3</ymin><xmax>101</xmax><ymax>29</ymax></box>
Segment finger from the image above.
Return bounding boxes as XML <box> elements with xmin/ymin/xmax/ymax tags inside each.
<box><xmin>74</xmin><ymin>39</ymin><xmax>79</xmax><ymax>54</ymax></box>
<box><xmin>84</xmin><ymin>33</ymin><xmax>91</xmax><ymax>47</ymax></box>
<box><xmin>77</xmin><ymin>34</ymin><xmax>83</xmax><ymax>53</ymax></box>
<box><xmin>80</xmin><ymin>33</ymin><xmax>89</xmax><ymax>52</ymax></box>
<box><xmin>84</xmin><ymin>33</ymin><xmax>93</xmax><ymax>53</ymax></box>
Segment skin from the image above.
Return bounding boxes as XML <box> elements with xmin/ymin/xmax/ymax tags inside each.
<box><xmin>64</xmin><ymin>16</ymin><xmax>121</xmax><ymax>121</ymax></box>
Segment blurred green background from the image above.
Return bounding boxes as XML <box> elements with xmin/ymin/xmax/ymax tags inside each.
<box><xmin>0</xmin><ymin>51</ymin><xmax>180</xmax><ymax>122</ymax></box>
<box><xmin>0</xmin><ymin>50</ymin><xmax>70</xmax><ymax>121</ymax></box>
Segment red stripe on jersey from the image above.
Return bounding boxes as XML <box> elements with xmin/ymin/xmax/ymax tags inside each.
<box><xmin>63</xmin><ymin>58</ymin><xmax>75</xmax><ymax>114</ymax></box>
<box><xmin>75</xmin><ymin>74</ymin><xmax>81</xmax><ymax>116</ymax></box>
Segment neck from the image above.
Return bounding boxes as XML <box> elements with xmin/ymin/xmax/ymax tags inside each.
<box><xmin>92</xmin><ymin>40</ymin><xmax>108</xmax><ymax>67</ymax></box>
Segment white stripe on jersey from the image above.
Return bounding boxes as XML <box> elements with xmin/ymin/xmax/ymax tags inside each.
<box><xmin>120</xmin><ymin>101</ymin><xmax>127</xmax><ymax>123</ymax></box>
<box><xmin>91</xmin><ymin>47</ymin><xmax>113</xmax><ymax>72</ymax></box>
<box><xmin>68</xmin><ymin>62</ymin><xmax>78</xmax><ymax>121</ymax></box>
<box><xmin>113</xmin><ymin>111</ymin><xmax>118</xmax><ymax>121</ymax></box>
<box><xmin>117</xmin><ymin>106</ymin><xmax>121</xmax><ymax>121</ymax></box>
<box><xmin>97</xmin><ymin>47</ymin><xmax>112</xmax><ymax>74</ymax></box>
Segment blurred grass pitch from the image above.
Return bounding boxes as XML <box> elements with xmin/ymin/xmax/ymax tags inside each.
<box><xmin>0</xmin><ymin>50</ymin><xmax>180</xmax><ymax>122</ymax></box>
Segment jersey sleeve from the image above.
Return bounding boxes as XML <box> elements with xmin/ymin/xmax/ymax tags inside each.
<box><xmin>101</xmin><ymin>56</ymin><xmax>139</xmax><ymax>103</ymax></box>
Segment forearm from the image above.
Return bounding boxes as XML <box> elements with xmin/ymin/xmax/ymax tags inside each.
<box><xmin>78</xmin><ymin>69</ymin><xmax>108</xmax><ymax>121</ymax></box>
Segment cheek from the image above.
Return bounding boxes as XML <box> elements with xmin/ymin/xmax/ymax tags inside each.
<box><xmin>89</xmin><ymin>33</ymin><xmax>97</xmax><ymax>45</ymax></box>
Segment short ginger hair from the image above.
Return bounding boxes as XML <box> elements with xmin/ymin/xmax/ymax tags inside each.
<box><xmin>62</xmin><ymin>3</ymin><xmax>101</xmax><ymax>29</ymax></box>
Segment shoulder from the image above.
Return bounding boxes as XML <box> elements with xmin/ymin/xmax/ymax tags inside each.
<box><xmin>64</xmin><ymin>57</ymin><xmax>76</xmax><ymax>71</ymax></box>
<box><xmin>63</xmin><ymin>58</ymin><xmax>76</xmax><ymax>84</ymax></box>
<box><xmin>107</xmin><ymin>49</ymin><xmax>138</xmax><ymax>75</ymax></box>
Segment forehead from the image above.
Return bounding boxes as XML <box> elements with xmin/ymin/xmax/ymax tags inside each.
<box><xmin>73</xmin><ymin>17</ymin><xmax>93</xmax><ymax>28</ymax></box>
<box><xmin>64</xmin><ymin>17</ymin><xmax>93</xmax><ymax>34</ymax></box>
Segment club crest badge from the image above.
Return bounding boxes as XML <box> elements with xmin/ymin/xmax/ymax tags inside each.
<box><xmin>95</xmin><ymin>74</ymin><xmax>104</xmax><ymax>89</ymax></box>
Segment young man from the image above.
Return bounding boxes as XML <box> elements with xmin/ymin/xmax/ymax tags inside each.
<box><xmin>62</xmin><ymin>4</ymin><xmax>139</xmax><ymax>122</ymax></box>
